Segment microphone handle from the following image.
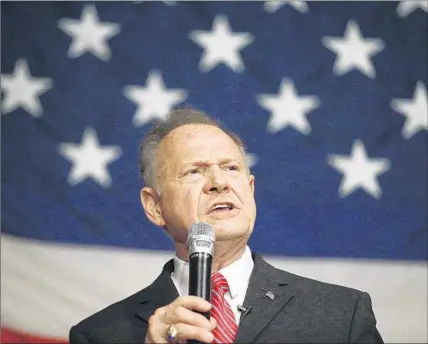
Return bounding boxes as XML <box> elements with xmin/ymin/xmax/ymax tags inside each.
<box><xmin>188</xmin><ymin>252</ymin><xmax>213</xmax><ymax>344</ymax></box>
<box><xmin>189</xmin><ymin>252</ymin><xmax>212</xmax><ymax>319</ymax></box>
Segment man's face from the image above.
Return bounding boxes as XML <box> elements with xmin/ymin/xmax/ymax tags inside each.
<box><xmin>154</xmin><ymin>124</ymin><xmax>256</xmax><ymax>245</ymax></box>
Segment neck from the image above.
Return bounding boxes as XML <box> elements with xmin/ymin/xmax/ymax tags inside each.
<box><xmin>212</xmin><ymin>241</ymin><xmax>246</xmax><ymax>272</ymax></box>
<box><xmin>174</xmin><ymin>239</ymin><xmax>247</xmax><ymax>272</ymax></box>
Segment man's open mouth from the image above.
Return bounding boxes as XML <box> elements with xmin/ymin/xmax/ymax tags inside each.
<box><xmin>209</xmin><ymin>202</ymin><xmax>237</xmax><ymax>213</ymax></box>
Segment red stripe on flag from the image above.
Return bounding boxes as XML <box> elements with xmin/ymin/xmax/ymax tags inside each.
<box><xmin>1</xmin><ymin>327</ymin><xmax>67</xmax><ymax>344</ymax></box>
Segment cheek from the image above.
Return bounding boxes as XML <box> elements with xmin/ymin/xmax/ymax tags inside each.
<box><xmin>238</xmin><ymin>182</ymin><xmax>257</xmax><ymax>211</ymax></box>
<box><xmin>232</xmin><ymin>178</ymin><xmax>254</xmax><ymax>198</ymax></box>
<box><xmin>169</xmin><ymin>187</ymin><xmax>202</xmax><ymax>214</ymax></box>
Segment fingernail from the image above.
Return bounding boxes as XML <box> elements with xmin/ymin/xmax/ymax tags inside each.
<box><xmin>206</xmin><ymin>333</ymin><xmax>214</xmax><ymax>342</ymax></box>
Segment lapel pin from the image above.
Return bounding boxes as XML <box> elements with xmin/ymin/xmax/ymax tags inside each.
<box><xmin>262</xmin><ymin>288</ymin><xmax>275</xmax><ymax>300</ymax></box>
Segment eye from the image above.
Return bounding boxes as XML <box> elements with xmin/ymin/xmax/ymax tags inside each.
<box><xmin>186</xmin><ymin>168</ymin><xmax>201</xmax><ymax>175</ymax></box>
<box><xmin>224</xmin><ymin>164</ymin><xmax>239</xmax><ymax>171</ymax></box>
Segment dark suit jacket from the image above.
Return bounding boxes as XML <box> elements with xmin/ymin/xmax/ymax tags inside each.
<box><xmin>70</xmin><ymin>253</ymin><xmax>383</xmax><ymax>343</ymax></box>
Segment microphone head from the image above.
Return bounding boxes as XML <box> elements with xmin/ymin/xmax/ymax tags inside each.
<box><xmin>186</xmin><ymin>222</ymin><xmax>215</xmax><ymax>256</ymax></box>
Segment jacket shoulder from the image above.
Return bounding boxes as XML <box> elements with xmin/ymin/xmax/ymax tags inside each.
<box><xmin>257</xmin><ymin>254</ymin><xmax>366</xmax><ymax>306</ymax></box>
<box><xmin>69</xmin><ymin>259</ymin><xmax>177</xmax><ymax>343</ymax></box>
<box><xmin>70</xmin><ymin>285</ymin><xmax>150</xmax><ymax>342</ymax></box>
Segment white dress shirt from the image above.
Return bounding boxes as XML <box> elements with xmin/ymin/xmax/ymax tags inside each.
<box><xmin>171</xmin><ymin>246</ymin><xmax>254</xmax><ymax>324</ymax></box>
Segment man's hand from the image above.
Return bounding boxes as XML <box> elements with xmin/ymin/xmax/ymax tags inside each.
<box><xmin>145</xmin><ymin>296</ymin><xmax>217</xmax><ymax>343</ymax></box>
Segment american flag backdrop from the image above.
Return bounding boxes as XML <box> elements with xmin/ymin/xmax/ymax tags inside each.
<box><xmin>1</xmin><ymin>1</ymin><xmax>427</xmax><ymax>343</ymax></box>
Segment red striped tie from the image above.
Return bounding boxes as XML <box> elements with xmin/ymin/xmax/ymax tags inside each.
<box><xmin>211</xmin><ymin>272</ymin><xmax>238</xmax><ymax>343</ymax></box>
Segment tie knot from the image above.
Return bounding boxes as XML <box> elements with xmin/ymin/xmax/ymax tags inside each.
<box><xmin>211</xmin><ymin>272</ymin><xmax>229</xmax><ymax>294</ymax></box>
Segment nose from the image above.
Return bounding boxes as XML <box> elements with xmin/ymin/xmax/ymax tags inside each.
<box><xmin>203</xmin><ymin>165</ymin><xmax>230</xmax><ymax>194</ymax></box>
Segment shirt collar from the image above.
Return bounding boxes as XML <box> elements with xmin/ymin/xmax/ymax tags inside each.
<box><xmin>219</xmin><ymin>245</ymin><xmax>253</xmax><ymax>299</ymax></box>
<box><xmin>171</xmin><ymin>246</ymin><xmax>254</xmax><ymax>299</ymax></box>
<box><xmin>172</xmin><ymin>255</ymin><xmax>189</xmax><ymax>297</ymax></box>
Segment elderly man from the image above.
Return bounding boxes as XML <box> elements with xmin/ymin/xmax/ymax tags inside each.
<box><xmin>70</xmin><ymin>108</ymin><xmax>383</xmax><ymax>343</ymax></box>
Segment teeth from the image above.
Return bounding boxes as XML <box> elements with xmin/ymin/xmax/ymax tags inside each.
<box><xmin>213</xmin><ymin>204</ymin><xmax>232</xmax><ymax>210</ymax></box>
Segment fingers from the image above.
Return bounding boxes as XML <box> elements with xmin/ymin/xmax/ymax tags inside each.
<box><xmin>173</xmin><ymin>323</ymin><xmax>214</xmax><ymax>343</ymax></box>
<box><xmin>170</xmin><ymin>295</ymin><xmax>212</xmax><ymax>313</ymax></box>
<box><xmin>145</xmin><ymin>308</ymin><xmax>168</xmax><ymax>343</ymax></box>
<box><xmin>165</xmin><ymin>305</ymin><xmax>212</xmax><ymax>329</ymax></box>
<box><xmin>145</xmin><ymin>296</ymin><xmax>215</xmax><ymax>344</ymax></box>
<box><xmin>170</xmin><ymin>317</ymin><xmax>218</xmax><ymax>343</ymax></box>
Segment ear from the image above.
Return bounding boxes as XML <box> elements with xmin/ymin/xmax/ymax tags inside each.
<box><xmin>140</xmin><ymin>187</ymin><xmax>165</xmax><ymax>228</ymax></box>
<box><xmin>249</xmin><ymin>174</ymin><xmax>255</xmax><ymax>195</ymax></box>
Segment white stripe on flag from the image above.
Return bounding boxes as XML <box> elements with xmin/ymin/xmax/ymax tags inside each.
<box><xmin>1</xmin><ymin>234</ymin><xmax>426</xmax><ymax>343</ymax></box>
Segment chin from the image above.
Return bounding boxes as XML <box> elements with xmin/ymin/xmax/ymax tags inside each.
<box><xmin>213</xmin><ymin>225</ymin><xmax>250</xmax><ymax>240</ymax></box>
<box><xmin>201</xmin><ymin>214</ymin><xmax>252</xmax><ymax>235</ymax></box>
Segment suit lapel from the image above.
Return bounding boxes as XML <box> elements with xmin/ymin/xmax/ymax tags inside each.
<box><xmin>235</xmin><ymin>254</ymin><xmax>295</xmax><ymax>343</ymax></box>
<box><xmin>135</xmin><ymin>259</ymin><xmax>179</xmax><ymax>323</ymax></box>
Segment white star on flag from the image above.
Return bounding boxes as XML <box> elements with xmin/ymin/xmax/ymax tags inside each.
<box><xmin>328</xmin><ymin>139</ymin><xmax>391</xmax><ymax>199</ymax></box>
<box><xmin>257</xmin><ymin>78</ymin><xmax>320</xmax><ymax>135</ymax></box>
<box><xmin>264</xmin><ymin>0</ymin><xmax>309</xmax><ymax>14</ymax></box>
<box><xmin>123</xmin><ymin>70</ymin><xmax>187</xmax><ymax>127</ymax></box>
<box><xmin>58</xmin><ymin>128</ymin><xmax>122</xmax><ymax>188</ymax></box>
<box><xmin>396</xmin><ymin>0</ymin><xmax>427</xmax><ymax>17</ymax></box>
<box><xmin>245</xmin><ymin>153</ymin><xmax>259</xmax><ymax>169</ymax></box>
<box><xmin>189</xmin><ymin>14</ymin><xmax>253</xmax><ymax>73</ymax></box>
<box><xmin>322</xmin><ymin>20</ymin><xmax>384</xmax><ymax>79</ymax></box>
<box><xmin>391</xmin><ymin>82</ymin><xmax>427</xmax><ymax>139</ymax></box>
<box><xmin>58</xmin><ymin>4</ymin><xmax>121</xmax><ymax>61</ymax></box>
<box><xmin>1</xmin><ymin>59</ymin><xmax>53</xmax><ymax>117</ymax></box>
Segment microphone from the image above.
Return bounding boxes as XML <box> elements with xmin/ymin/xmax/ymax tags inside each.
<box><xmin>237</xmin><ymin>304</ymin><xmax>252</xmax><ymax>323</ymax></box>
<box><xmin>186</xmin><ymin>222</ymin><xmax>215</xmax><ymax>319</ymax></box>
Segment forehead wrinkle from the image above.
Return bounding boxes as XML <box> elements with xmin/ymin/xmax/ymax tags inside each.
<box><xmin>156</xmin><ymin>124</ymin><xmax>247</xmax><ymax>178</ymax></box>
<box><xmin>168</xmin><ymin>123</ymin><xmax>219</xmax><ymax>142</ymax></box>
<box><xmin>155</xmin><ymin>127</ymin><xmax>203</xmax><ymax>180</ymax></box>
<box><xmin>193</xmin><ymin>158</ymin><xmax>235</xmax><ymax>167</ymax></box>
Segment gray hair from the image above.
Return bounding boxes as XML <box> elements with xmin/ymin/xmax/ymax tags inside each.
<box><xmin>139</xmin><ymin>107</ymin><xmax>248</xmax><ymax>195</ymax></box>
